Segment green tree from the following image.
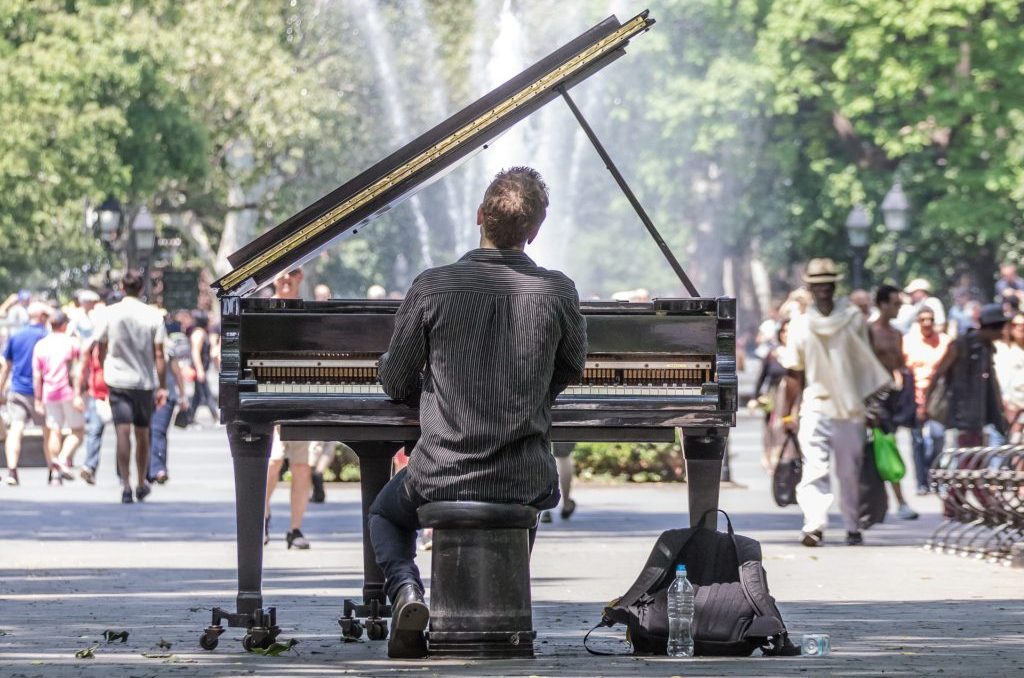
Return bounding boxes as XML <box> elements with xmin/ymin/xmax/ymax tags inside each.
<box><xmin>0</xmin><ymin>0</ymin><xmax>206</xmax><ymax>294</ymax></box>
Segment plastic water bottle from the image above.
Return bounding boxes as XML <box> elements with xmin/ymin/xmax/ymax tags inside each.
<box><xmin>666</xmin><ymin>564</ymin><xmax>695</xmax><ymax>657</ymax></box>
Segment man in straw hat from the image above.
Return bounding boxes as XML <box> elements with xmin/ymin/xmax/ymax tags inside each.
<box><xmin>894</xmin><ymin>277</ymin><xmax>946</xmax><ymax>334</ymax></box>
<box><xmin>781</xmin><ymin>258</ymin><xmax>892</xmax><ymax>547</ymax></box>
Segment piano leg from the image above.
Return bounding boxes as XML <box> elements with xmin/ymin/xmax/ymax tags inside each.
<box><xmin>200</xmin><ymin>424</ymin><xmax>279</xmax><ymax>652</ymax></box>
<box><xmin>338</xmin><ymin>441</ymin><xmax>403</xmax><ymax>642</ymax></box>
<box><xmin>682</xmin><ymin>429</ymin><xmax>728</xmax><ymax>529</ymax></box>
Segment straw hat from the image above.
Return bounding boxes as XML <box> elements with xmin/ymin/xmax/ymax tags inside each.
<box><xmin>802</xmin><ymin>258</ymin><xmax>842</xmax><ymax>284</ymax></box>
<box><xmin>903</xmin><ymin>278</ymin><xmax>932</xmax><ymax>295</ymax></box>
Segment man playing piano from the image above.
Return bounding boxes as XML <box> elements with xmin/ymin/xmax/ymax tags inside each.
<box><xmin>369</xmin><ymin>166</ymin><xmax>587</xmax><ymax>658</ymax></box>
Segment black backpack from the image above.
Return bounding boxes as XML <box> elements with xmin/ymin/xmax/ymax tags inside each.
<box><xmin>585</xmin><ymin>510</ymin><xmax>799</xmax><ymax>657</ymax></box>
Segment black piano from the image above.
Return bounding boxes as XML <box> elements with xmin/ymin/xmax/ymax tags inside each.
<box><xmin>202</xmin><ymin>9</ymin><xmax>736</xmax><ymax>651</ymax></box>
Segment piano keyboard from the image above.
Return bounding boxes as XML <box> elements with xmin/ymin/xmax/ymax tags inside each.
<box><xmin>255</xmin><ymin>382</ymin><xmax>703</xmax><ymax>397</ymax></box>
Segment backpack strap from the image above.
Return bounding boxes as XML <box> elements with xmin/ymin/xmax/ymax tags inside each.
<box><xmin>738</xmin><ymin>561</ymin><xmax>800</xmax><ymax>656</ymax></box>
<box><xmin>583</xmin><ymin>618</ymin><xmax>629</xmax><ymax>656</ymax></box>
<box><xmin>616</xmin><ymin>528</ymin><xmax>697</xmax><ymax>607</ymax></box>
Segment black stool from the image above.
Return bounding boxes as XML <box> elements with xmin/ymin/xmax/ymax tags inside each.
<box><xmin>417</xmin><ymin>501</ymin><xmax>538</xmax><ymax>658</ymax></box>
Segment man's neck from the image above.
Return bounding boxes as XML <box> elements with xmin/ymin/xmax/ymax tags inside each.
<box><xmin>814</xmin><ymin>300</ymin><xmax>834</xmax><ymax>316</ymax></box>
<box><xmin>478</xmin><ymin>236</ymin><xmax>525</xmax><ymax>251</ymax></box>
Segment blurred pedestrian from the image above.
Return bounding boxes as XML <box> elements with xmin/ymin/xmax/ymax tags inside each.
<box><xmin>0</xmin><ymin>290</ymin><xmax>32</xmax><ymax>330</ymax></box>
<box><xmin>749</xmin><ymin>319</ymin><xmax>790</xmax><ymax>473</ymax></box>
<box><xmin>867</xmin><ymin>285</ymin><xmax>917</xmax><ymax>520</ymax></box>
<box><xmin>540</xmin><ymin>443</ymin><xmax>577</xmax><ymax>523</ymax></box>
<box><xmin>76</xmin><ymin>337</ymin><xmax>109</xmax><ymax>484</ymax></box>
<box><xmin>314</xmin><ymin>284</ymin><xmax>332</xmax><ymax>302</ymax></box>
<box><xmin>781</xmin><ymin>259</ymin><xmax>891</xmax><ymax>547</ymax></box>
<box><xmin>849</xmin><ymin>289</ymin><xmax>872</xmax><ymax>318</ymax></box>
<box><xmin>184</xmin><ymin>310</ymin><xmax>218</xmax><ymax>425</ymax></box>
<box><xmin>902</xmin><ymin>308</ymin><xmax>951</xmax><ymax>494</ymax></box>
<box><xmin>927</xmin><ymin>304</ymin><xmax>1009</xmax><ymax>447</ymax></box>
<box><xmin>94</xmin><ymin>271</ymin><xmax>168</xmax><ymax>504</ymax></box>
<box><xmin>32</xmin><ymin>311</ymin><xmax>85</xmax><ymax>480</ymax></box>
<box><xmin>995</xmin><ymin>262</ymin><xmax>1024</xmax><ymax>305</ymax></box>
<box><xmin>69</xmin><ymin>289</ymin><xmax>102</xmax><ymax>344</ymax></box>
<box><xmin>264</xmin><ymin>268</ymin><xmax>314</xmax><ymax>549</ymax></box>
<box><xmin>993</xmin><ymin>312</ymin><xmax>1024</xmax><ymax>442</ymax></box>
<box><xmin>895</xmin><ymin>278</ymin><xmax>946</xmax><ymax>334</ymax></box>
<box><xmin>148</xmin><ymin>316</ymin><xmax>189</xmax><ymax>484</ymax></box>
<box><xmin>0</xmin><ymin>302</ymin><xmax>51</xmax><ymax>485</ymax></box>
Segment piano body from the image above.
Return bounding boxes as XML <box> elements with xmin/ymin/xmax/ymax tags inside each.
<box><xmin>203</xmin><ymin>10</ymin><xmax>736</xmax><ymax>650</ymax></box>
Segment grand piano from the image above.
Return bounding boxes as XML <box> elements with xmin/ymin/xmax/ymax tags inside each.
<box><xmin>202</xmin><ymin>9</ymin><xmax>736</xmax><ymax>651</ymax></box>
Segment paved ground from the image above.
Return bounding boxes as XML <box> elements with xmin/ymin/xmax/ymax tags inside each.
<box><xmin>1</xmin><ymin>414</ymin><xmax>1021</xmax><ymax>677</ymax></box>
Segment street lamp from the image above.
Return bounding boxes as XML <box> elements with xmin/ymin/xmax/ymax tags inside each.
<box><xmin>881</xmin><ymin>182</ymin><xmax>910</xmax><ymax>280</ymax></box>
<box><xmin>131</xmin><ymin>207</ymin><xmax>157</xmax><ymax>256</ymax></box>
<box><xmin>96</xmin><ymin>197</ymin><xmax>122</xmax><ymax>244</ymax></box>
<box><xmin>845</xmin><ymin>203</ymin><xmax>871</xmax><ymax>289</ymax></box>
<box><xmin>132</xmin><ymin>207</ymin><xmax>157</xmax><ymax>299</ymax></box>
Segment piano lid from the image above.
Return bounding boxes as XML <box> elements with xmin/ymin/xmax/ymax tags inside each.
<box><xmin>213</xmin><ymin>10</ymin><xmax>655</xmax><ymax>298</ymax></box>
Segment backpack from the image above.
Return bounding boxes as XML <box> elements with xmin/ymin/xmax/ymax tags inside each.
<box><xmin>584</xmin><ymin>510</ymin><xmax>799</xmax><ymax>657</ymax></box>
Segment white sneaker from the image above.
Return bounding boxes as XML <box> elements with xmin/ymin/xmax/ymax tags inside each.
<box><xmin>896</xmin><ymin>503</ymin><xmax>919</xmax><ymax>520</ymax></box>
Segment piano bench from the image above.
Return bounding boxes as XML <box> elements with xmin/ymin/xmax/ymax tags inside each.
<box><xmin>417</xmin><ymin>501</ymin><xmax>538</xmax><ymax>659</ymax></box>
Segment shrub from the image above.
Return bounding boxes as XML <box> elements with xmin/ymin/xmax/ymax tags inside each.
<box><xmin>571</xmin><ymin>437</ymin><xmax>685</xmax><ymax>483</ymax></box>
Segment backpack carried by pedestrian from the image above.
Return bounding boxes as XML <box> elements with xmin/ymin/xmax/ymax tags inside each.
<box><xmin>772</xmin><ymin>432</ymin><xmax>802</xmax><ymax>507</ymax></box>
<box><xmin>584</xmin><ymin>510</ymin><xmax>799</xmax><ymax>657</ymax></box>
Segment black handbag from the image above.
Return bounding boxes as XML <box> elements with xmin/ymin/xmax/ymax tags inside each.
<box><xmin>925</xmin><ymin>375</ymin><xmax>949</xmax><ymax>426</ymax></box>
<box><xmin>173</xmin><ymin>408</ymin><xmax>190</xmax><ymax>429</ymax></box>
<box><xmin>772</xmin><ymin>432</ymin><xmax>802</xmax><ymax>507</ymax></box>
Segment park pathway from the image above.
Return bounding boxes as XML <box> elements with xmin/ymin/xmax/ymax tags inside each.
<box><xmin>1</xmin><ymin>415</ymin><xmax>1021</xmax><ymax>677</ymax></box>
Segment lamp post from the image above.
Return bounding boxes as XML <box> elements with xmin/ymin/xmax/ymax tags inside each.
<box><xmin>96</xmin><ymin>197</ymin><xmax>122</xmax><ymax>245</ymax></box>
<box><xmin>131</xmin><ymin>207</ymin><xmax>157</xmax><ymax>299</ymax></box>
<box><xmin>844</xmin><ymin>203</ymin><xmax>871</xmax><ymax>290</ymax></box>
<box><xmin>881</xmin><ymin>182</ymin><xmax>910</xmax><ymax>281</ymax></box>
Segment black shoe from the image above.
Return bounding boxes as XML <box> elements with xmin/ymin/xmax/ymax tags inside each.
<box><xmin>136</xmin><ymin>484</ymin><xmax>151</xmax><ymax>502</ymax></box>
<box><xmin>264</xmin><ymin>514</ymin><xmax>271</xmax><ymax>546</ymax></box>
<box><xmin>846</xmin><ymin>531</ymin><xmax>864</xmax><ymax>546</ymax></box>
<box><xmin>121</xmin><ymin>488</ymin><xmax>134</xmax><ymax>504</ymax></box>
<box><xmin>800</xmin><ymin>530</ymin><xmax>823</xmax><ymax>547</ymax></box>
<box><xmin>560</xmin><ymin>497</ymin><xmax>577</xmax><ymax>520</ymax></box>
<box><xmin>388</xmin><ymin>583</ymin><xmax>429</xmax><ymax>659</ymax></box>
<box><xmin>311</xmin><ymin>471</ymin><xmax>326</xmax><ymax>503</ymax></box>
<box><xmin>540</xmin><ymin>511</ymin><xmax>552</xmax><ymax>523</ymax></box>
<box><xmin>286</xmin><ymin>528</ymin><xmax>310</xmax><ymax>550</ymax></box>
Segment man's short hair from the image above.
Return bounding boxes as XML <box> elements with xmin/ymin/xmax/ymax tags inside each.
<box><xmin>875</xmin><ymin>283</ymin><xmax>900</xmax><ymax>308</ymax></box>
<box><xmin>121</xmin><ymin>269</ymin><xmax>144</xmax><ymax>296</ymax></box>
<box><xmin>480</xmin><ymin>167</ymin><xmax>549</xmax><ymax>248</ymax></box>
<box><xmin>49</xmin><ymin>310</ymin><xmax>69</xmax><ymax>327</ymax></box>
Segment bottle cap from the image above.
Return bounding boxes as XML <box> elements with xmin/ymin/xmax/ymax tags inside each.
<box><xmin>676</xmin><ymin>564</ymin><xmax>686</xmax><ymax>574</ymax></box>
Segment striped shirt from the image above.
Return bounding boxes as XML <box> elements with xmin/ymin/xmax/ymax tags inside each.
<box><xmin>378</xmin><ymin>248</ymin><xmax>587</xmax><ymax>504</ymax></box>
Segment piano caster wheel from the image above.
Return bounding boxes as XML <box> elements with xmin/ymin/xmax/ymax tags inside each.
<box><xmin>340</xmin><ymin>618</ymin><xmax>364</xmax><ymax>640</ymax></box>
<box><xmin>366</xmin><ymin>620</ymin><xmax>388</xmax><ymax>641</ymax></box>
<box><xmin>242</xmin><ymin>629</ymin><xmax>278</xmax><ymax>652</ymax></box>
<box><xmin>199</xmin><ymin>627</ymin><xmax>223</xmax><ymax>651</ymax></box>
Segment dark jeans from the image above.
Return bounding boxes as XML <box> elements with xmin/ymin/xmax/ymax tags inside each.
<box><xmin>148</xmin><ymin>398</ymin><xmax>177</xmax><ymax>480</ymax></box>
<box><xmin>368</xmin><ymin>468</ymin><xmax>559</xmax><ymax>602</ymax></box>
<box><xmin>83</xmin><ymin>396</ymin><xmax>105</xmax><ymax>472</ymax></box>
<box><xmin>187</xmin><ymin>380</ymin><xmax>218</xmax><ymax>423</ymax></box>
<box><xmin>910</xmin><ymin>420</ymin><xmax>944</xmax><ymax>491</ymax></box>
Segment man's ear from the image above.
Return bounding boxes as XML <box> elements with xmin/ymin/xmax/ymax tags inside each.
<box><xmin>476</xmin><ymin>206</ymin><xmax>484</xmax><ymax>226</ymax></box>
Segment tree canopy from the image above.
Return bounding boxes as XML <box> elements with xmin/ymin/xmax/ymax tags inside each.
<box><xmin>1</xmin><ymin>0</ymin><xmax>1020</xmax><ymax>305</ymax></box>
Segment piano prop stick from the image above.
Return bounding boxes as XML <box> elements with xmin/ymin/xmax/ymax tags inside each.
<box><xmin>204</xmin><ymin>8</ymin><xmax>736</xmax><ymax>652</ymax></box>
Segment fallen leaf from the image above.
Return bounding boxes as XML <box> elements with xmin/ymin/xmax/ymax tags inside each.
<box><xmin>75</xmin><ymin>645</ymin><xmax>99</xmax><ymax>659</ymax></box>
<box><xmin>142</xmin><ymin>653</ymin><xmax>173</xmax><ymax>659</ymax></box>
<box><xmin>247</xmin><ymin>638</ymin><xmax>299</xmax><ymax>656</ymax></box>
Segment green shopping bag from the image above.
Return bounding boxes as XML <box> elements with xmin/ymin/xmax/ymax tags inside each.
<box><xmin>872</xmin><ymin>429</ymin><xmax>906</xmax><ymax>482</ymax></box>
